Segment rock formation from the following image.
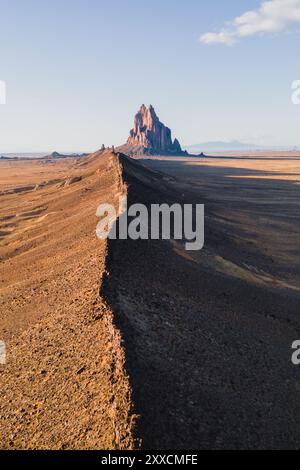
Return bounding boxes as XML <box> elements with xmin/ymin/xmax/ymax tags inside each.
<box><xmin>121</xmin><ymin>104</ymin><xmax>187</xmax><ymax>156</ymax></box>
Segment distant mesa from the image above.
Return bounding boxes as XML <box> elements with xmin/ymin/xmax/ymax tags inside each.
<box><xmin>186</xmin><ymin>140</ymin><xmax>267</xmax><ymax>154</ymax></box>
<box><xmin>51</xmin><ymin>151</ymin><xmax>62</xmax><ymax>158</ymax></box>
<box><xmin>44</xmin><ymin>151</ymin><xmax>69</xmax><ymax>159</ymax></box>
<box><xmin>45</xmin><ymin>151</ymin><xmax>88</xmax><ymax>159</ymax></box>
<box><xmin>119</xmin><ymin>104</ymin><xmax>188</xmax><ymax>156</ymax></box>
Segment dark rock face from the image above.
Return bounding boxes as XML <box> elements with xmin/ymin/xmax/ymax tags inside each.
<box><xmin>125</xmin><ymin>104</ymin><xmax>186</xmax><ymax>155</ymax></box>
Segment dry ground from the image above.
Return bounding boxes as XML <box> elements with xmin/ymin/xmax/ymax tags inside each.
<box><xmin>102</xmin><ymin>153</ymin><xmax>300</xmax><ymax>449</ymax></box>
<box><xmin>0</xmin><ymin>150</ymin><xmax>137</xmax><ymax>449</ymax></box>
<box><xmin>1</xmin><ymin>150</ymin><xmax>300</xmax><ymax>449</ymax></box>
<box><xmin>142</xmin><ymin>154</ymin><xmax>300</xmax><ymax>291</ymax></box>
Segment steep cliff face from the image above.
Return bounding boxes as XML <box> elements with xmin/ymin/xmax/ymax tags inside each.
<box><xmin>125</xmin><ymin>105</ymin><xmax>185</xmax><ymax>155</ymax></box>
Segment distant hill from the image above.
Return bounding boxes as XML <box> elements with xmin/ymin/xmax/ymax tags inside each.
<box><xmin>0</xmin><ymin>153</ymin><xmax>48</xmax><ymax>160</ymax></box>
<box><xmin>185</xmin><ymin>140</ymin><xmax>265</xmax><ymax>154</ymax></box>
<box><xmin>0</xmin><ymin>152</ymin><xmax>89</xmax><ymax>160</ymax></box>
<box><xmin>184</xmin><ymin>141</ymin><xmax>300</xmax><ymax>154</ymax></box>
<box><xmin>44</xmin><ymin>151</ymin><xmax>89</xmax><ymax>159</ymax></box>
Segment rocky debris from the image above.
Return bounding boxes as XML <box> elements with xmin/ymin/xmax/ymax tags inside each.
<box><xmin>0</xmin><ymin>150</ymin><xmax>137</xmax><ymax>450</ymax></box>
<box><xmin>123</xmin><ymin>104</ymin><xmax>187</xmax><ymax>156</ymax></box>
<box><xmin>55</xmin><ymin>176</ymin><xmax>83</xmax><ymax>188</ymax></box>
<box><xmin>64</xmin><ymin>176</ymin><xmax>82</xmax><ymax>186</ymax></box>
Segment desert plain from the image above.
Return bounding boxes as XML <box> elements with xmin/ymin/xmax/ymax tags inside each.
<box><xmin>0</xmin><ymin>150</ymin><xmax>300</xmax><ymax>449</ymax></box>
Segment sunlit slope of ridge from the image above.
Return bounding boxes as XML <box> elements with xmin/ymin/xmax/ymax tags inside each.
<box><xmin>0</xmin><ymin>149</ymin><xmax>137</xmax><ymax>449</ymax></box>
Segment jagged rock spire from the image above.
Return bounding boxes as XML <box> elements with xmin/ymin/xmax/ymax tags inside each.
<box><xmin>127</xmin><ymin>104</ymin><xmax>183</xmax><ymax>154</ymax></box>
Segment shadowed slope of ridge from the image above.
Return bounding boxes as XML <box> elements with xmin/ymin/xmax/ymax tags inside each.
<box><xmin>0</xmin><ymin>150</ymin><xmax>137</xmax><ymax>449</ymax></box>
<box><xmin>102</xmin><ymin>154</ymin><xmax>300</xmax><ymax>450</ymax></box>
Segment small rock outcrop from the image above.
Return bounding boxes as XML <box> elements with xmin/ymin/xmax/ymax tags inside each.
<box><xmin>121</xmin><ymin>104</ymin><xmax>187</xmax><ymax>156</ymax></box>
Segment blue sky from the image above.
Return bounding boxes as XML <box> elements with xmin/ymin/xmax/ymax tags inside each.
<box><xmin>0</xmin><ymin>0</ymin><xmax>300</xmax><ymax>152</ymax></box>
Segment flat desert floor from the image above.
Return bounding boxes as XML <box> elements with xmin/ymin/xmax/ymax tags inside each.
<box><xmin>104</xmin><ymin>153</ymin><xmax>300</xmax><ymax>449</ymax></box>
<box><xmin>143</xmin><ymin>154</ymin><xmax>300</xmax><ymax>291</ymax></box>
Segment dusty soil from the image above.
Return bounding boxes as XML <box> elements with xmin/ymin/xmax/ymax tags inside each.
<box><xmin>0</xmin><ymin>150</ymin><xmax>137</xmax><ymax>449</ymax></box>
<box><xmin>143</xmin><ymin>154</ymin><xmax>300</xmax><ymax>290</ymax></box>
<box><xmin>1</xmin><ymin>150</ymin><xmax>300</xmax><ymax>450</ymax></box>
<box><xmin>102</xmin><ymin>154</ymin><xmax>300</xmax><ymax>449</ymax></box>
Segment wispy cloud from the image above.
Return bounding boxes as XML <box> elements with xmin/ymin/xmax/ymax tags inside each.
<box><xmin>200</xmin><ymin>0</ymin><xmax>300</xmax><ymax>45</ymax></box>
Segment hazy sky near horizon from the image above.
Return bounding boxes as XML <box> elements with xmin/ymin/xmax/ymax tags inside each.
<box><xmin>0</xmin><ymin>0</ymin><xmax>300</xmax><ymax>152</ymax></box>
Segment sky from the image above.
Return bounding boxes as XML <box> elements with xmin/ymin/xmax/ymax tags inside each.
<box><xmin>0</xmin><ymin>0</ymin><xmax>300</xmax><ymax>152</ymax></box>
